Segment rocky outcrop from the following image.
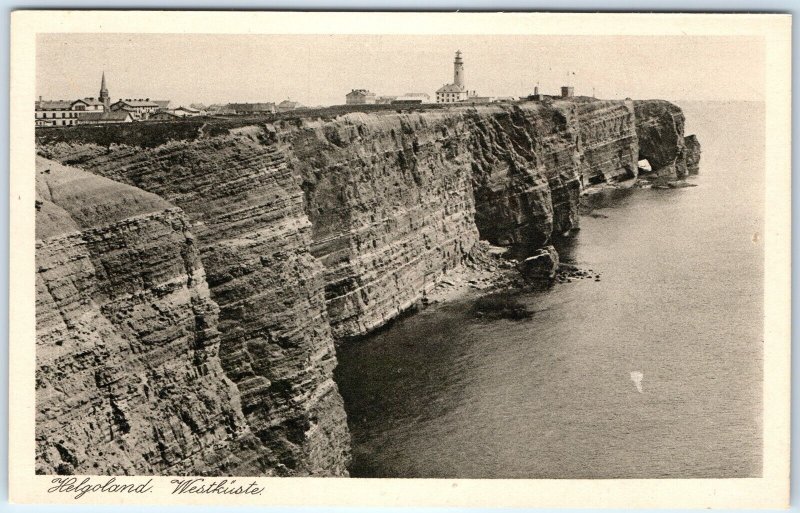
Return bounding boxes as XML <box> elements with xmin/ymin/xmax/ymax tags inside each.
<box><xmin>517</xmin><ymin>245</ymin><xmax>559</xmax><ymax>285</ymax></box>
<box><xmin>684</xmin><ymin>134</ymin><xmax>702</xmax><ymax>175</ymax></box>
<box><xmin>36</xmin><ymin>97</ymin><xmax>695</xmax><ymax>476</ymax></box>
<box><xmin>634</xmin><ymin>99</ymin><xmax>697</xmax><ymax>179</ymax></box>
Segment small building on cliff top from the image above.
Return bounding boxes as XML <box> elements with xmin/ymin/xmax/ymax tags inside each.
<box><xmin>277</xmin><ymin>99</ymin><xmax>305</xmax><ymax>112</ymax></box>
<box><xmin>225</xmin><ymin>102</ymin><xmax>277</xmax><ymax>115</ymax></box>
<box><xmin>391</xmin><ymin>93</ymin><xmax>431</xmax><ymax>104</ymax></box>
<box><xmin>75</xmin><ymin>111</ymin><xmax>134</xmax><ymax>124</ymax></box>
<box><xmin>172</xmin><ymin>106</ymin><xmax>203</xmax><ymax>117</ymax></box>
<box><xmin>111</xmin><ymin>98</ymin><xmax>160</xmax><ymax>120</ymax></box>
<box><xmin>149</xmin><ymin>110</ymin><xmax>181</xmax><ymax>121</ymax></box>
<box><xmin>346</xmin><ymin>89</ymin><xmax>377</xmax><ymax>105</ymax></box>
<box><xmin>528</xmin><ymin>85</ymin><xmax>544</xmax><ymax>101</ymax></box>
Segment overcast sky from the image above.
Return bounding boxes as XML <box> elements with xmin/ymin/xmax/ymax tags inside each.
<box><xmin>37</xmin><ymin>34</ymin><xmax>764</xmax><ymax>107</ymax></box>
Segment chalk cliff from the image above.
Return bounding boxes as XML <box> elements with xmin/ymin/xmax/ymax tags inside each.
<box><xmin>36</xmin><ymin>98</ymin><xmax>699</xmax><ymax>475</ymax></box>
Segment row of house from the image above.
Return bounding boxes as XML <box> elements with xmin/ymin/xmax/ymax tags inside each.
<box><xmin>36</xmin><ymin>74</ymin><xmax>176</xmax><ymax>126</ymax></box>
<box><xmin>345</xmin><ymin>90</ymin><xmax>431</xmax><ymax>105</ymax></box>
<box><xmin>36</xmin><ymin>73</ymin><xmax>276</xmax><ymax>126</ymax></box>
<box><xmin>35</xmin><ymin>97</ymin><xmax>172</xmax><ymax>126</ymax></box>
<box><xmin>37</xmin><ymin>95</ymin><xmax>308</xmax><ymax>126</ymax></box>
<box><xmin>205</xmin><ymin>99</ymin><xmax>306</xmax><ymax>115</ymax></box>
<box><xmin>35</xmin><ymin>73</ymin><xmax>135</xmax><ymax>126</ymax></box>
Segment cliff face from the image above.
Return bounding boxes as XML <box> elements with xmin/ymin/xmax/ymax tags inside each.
<box><xmin>35</xmin><ymin>157</ymin><xmax>268</xmax><ymax>475</ymax></box>
<box><xmin>36</xmin><ymin>137</ymin><xmax>351</xmax><ymax>476</ymax></box>
<box><xmin>288</xmin><ymin>112</ymin><xmax>480</xmax><ymax>337</ymax></box>
<box><xmin>36</xmin><ymin>98</ymin><xmax>697</xmax><ymax>476</ymax></box>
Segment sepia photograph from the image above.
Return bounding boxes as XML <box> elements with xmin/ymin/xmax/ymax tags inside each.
<box><xmin>8</xmin><ymin>10</ymin><xmax>791</xmax><ymax>508</ymax></box>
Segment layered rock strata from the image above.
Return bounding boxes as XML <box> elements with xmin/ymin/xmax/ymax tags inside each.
<box><xmin>36</xmin><ymin>98</ymin><xmax>698</xmax><ymax>475</ymax></box>
<box><xmin>36</xmin><ymin>137</ymin><xmax>351</xmax><ymax>476</ymax></box>
<box><xmin>35</xmin><ymin>157</ymin><xmax>268</xmax><ymax>475</ymax></box>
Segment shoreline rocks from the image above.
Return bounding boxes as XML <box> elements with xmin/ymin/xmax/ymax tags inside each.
<box><xmin>517</xmin><ymin>245</ymin><xmax>559</xmax><ymax>286</ymax></box>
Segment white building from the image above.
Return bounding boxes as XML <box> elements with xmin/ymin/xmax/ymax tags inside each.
<box><xmin>35</xmin><ymin>100</ymin><xmax>81</xmax><ymax>127</ymax></box>
<box><xmin>111</xmin><ymin>99</ymin><xmax>160</xmax><ymax>120</ymax></box>
<box><xmin>72</xmin><ymin>97</ymin><xmax>106</xmax><ymax>113</ymax></box>
<box><xmin>436</xmin><ymin>51</ymin><xmax>475</xmax><ymax>103</ymax></box>
<box><xmin>171</xmin><ymin>106</ymin><xmax>203</xmax><ymax>117</ymax></box>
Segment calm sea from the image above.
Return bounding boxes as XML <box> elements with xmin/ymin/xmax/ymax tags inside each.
<box><xmin>334</xmin><ymin>101</ymin><xmax>764</xmax><ymax>478</ymax></box>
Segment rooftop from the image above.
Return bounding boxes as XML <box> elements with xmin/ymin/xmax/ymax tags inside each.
<box><xmin>77</xmin><ymin>97</ymin><xmax>106</xmax><ymax>106</ymax></box>
<box><xmin>436</xmin><ymin>83</ymin><xmax>466</xmax><ymax>93</ymax></box>
<box><xmin>36</xmin><ymin>100</ymin><xmax>75</xmax><ymax>110</ymax></box>
<box><xmin>347</xmin><ymin>89</ymin><xmax>376</xmax><ymax>96</ymax></box>
<box><xmin>114</xmin><ymin>99</ymin><xmax>160</xmax><ymax>107</ymax></box>
<box><xmin>79</xmin><ymin>111</ymin><xmax>133</xmax><ymax>121</ymax></box>
<box><xmin>227</xmin><ymin>103</ymin><xmax>276</xmax><ymax>112</ymax></box>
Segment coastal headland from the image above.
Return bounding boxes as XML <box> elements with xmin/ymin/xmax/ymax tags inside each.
<box><xmin>34</xmin><ymin>98</ymin><xmax>700</xmax><ymax>476</ymax></box>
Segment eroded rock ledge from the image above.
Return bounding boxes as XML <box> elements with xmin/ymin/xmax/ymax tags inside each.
<box><xmin>36</xmin><ymin>98</ymin><xmax>699</xmax><ymax>476</ymax></box>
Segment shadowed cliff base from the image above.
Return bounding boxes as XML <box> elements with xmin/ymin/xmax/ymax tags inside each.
<box><xmin>35</xmin><ymin>97</ymin><xmax>699</xmax><ymax>476</ymax></box>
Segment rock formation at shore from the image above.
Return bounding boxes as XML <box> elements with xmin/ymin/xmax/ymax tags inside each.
<box><xmin>634</xmin><ymin>99</ymin><xmax>694</xmax><ymax>179</ymax></box>
<box><xmin>35</xmin><ymin>98</ymin><xmax>699</xmax><ymax>476</ymax></box>
<box><xmin>684</xmin><ymin>134</ymin><xmax>702</xmax><ymax>175</ymax></box>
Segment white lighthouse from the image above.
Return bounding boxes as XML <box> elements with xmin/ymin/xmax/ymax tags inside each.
<box><xmin>453</xmin><ymin>50</ymin><xmax>465</xmax><ymax>88</ymax></box>
<box><xmin>436</xmin><ymin>50</ymin><xmax>471</xmax><ymax>103</ymax></box>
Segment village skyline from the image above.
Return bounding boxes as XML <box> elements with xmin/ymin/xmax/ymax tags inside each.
<box><xmin>37</xmin><ymin>33</ymin><xmax>764</xmax><ymax>108</ymax></box>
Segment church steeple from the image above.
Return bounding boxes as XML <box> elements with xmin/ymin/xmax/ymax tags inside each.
<box><xmin>99</xmin><ymin>71</ymin><xmax>110</xmax><ymax>109</ymax></box>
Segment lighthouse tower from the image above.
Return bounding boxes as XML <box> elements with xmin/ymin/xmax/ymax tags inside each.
<box><xmin>99</xmin><ymin>71</ymin><xmax>110</xmax><ymax>110</ymax></box>
<box><xmin>453</xmin><ymin>50</ymin><xmax>465</xmax><ymax>88</ymax></box>
<box><xmin>436</xmin><ymin>50</ymin><xmax>471</xmax><ymax>103</ymax></box>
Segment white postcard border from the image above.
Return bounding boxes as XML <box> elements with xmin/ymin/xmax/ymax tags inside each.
<box><xmin>8</xmin><ymin>10</ymin><xmax>791</xmax><ymax>508</ymax></box>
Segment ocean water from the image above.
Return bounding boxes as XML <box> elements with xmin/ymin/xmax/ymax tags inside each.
<box><xmin>334</xmin><ymin>101</ymin><xmax>764</xmax><ymax>478</ymax></box>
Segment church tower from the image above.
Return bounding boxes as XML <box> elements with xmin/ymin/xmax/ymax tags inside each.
<box><xmin>453</xmin><ymin>50</ymin><xmax>465</xmax><ymax>89</ymax></box>
<box><xmin>99</xmin><ymin>71</ymin><xmax>110</xmax><ymax>110</ymax></box>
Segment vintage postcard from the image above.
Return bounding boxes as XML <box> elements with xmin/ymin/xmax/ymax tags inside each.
<box><xmin>8</xmin><ymin>10</ymin><xmax>791</xmax><ymax>508</ymax></box>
